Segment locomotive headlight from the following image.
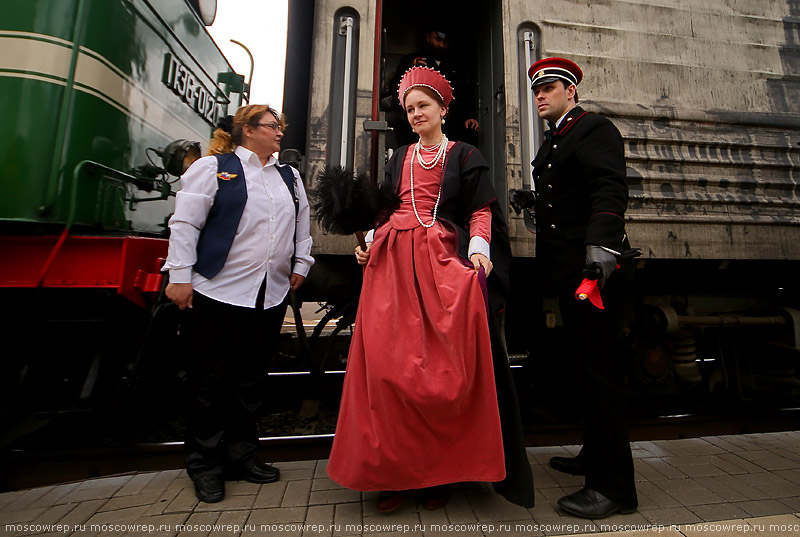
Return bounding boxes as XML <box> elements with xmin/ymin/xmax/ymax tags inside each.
<box><xmin>156</xmin><ymin>139</ymin><xmax>201</xmax><ymax>176</ymax></box>
<box><xmin>189</xmin><ymin>0</ymin><xmax>217</xmax><ymax>26</ymax></box>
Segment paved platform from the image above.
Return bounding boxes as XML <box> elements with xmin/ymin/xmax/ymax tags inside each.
<box><xmin>2</xmin><ymin>431</ymin><xmax>799</xmax><ymax>536</ymax></box>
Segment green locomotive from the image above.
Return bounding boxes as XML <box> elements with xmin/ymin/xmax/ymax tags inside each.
<box><xmin>0</xmin><ymin>0</ymin><xmax>245</xmax><ymax>408</ymax></box>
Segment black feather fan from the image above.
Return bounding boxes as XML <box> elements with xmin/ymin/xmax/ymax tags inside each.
<box><xmin>311</xmin><ymin>166</ymin><xmax>400</xmax><ymax>238</ymax></box>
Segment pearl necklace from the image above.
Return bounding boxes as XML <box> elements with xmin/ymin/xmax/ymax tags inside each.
<box><xmin>410</xmin><ymin>135</ymin><xmax>447</xmax><ymax>228</ymax></box>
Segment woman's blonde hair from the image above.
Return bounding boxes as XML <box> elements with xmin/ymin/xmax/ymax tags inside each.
<box><xmin>207</xmin><ymin>104</ymin><xmax>285</xmax><ymax>155</ymax></box>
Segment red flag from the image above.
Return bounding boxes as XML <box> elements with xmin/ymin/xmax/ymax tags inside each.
<box><xmin>575</xmin><ymin>278</ymin><xmax>604</xmax><ymax>309</ymax></box>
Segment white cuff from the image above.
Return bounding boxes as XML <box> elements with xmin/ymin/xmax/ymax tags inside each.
<box><xmin>364</xmin><ymin>229</ymin><xmax>375</xmax><ymax>243</ymax></box>
<box><xmin>599</xmin><ymin>245</ymin><xmax>621</xmax><ymax>257</ymax></box>
<box><xmin>167</xmin><ymin>267</ymin><xmax>193</xmax><ymax>284</ymax></box>
<box><xmin>468</xmin><ymin>236</ymin><xmax>490</xmax><ymax>261</ymax></box>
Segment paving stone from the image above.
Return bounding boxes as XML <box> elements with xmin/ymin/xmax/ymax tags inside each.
<box><xmin>224</xmin><ymin>481</ymin><xmax>261</xmax><ymax>496</ymax></box>
<box><xmin>2</xmin><ymin>487</ymin><xmax>56</xmax><ymax>512</ymax></box>
<box><xmin>736</xmin><ymin>450</ymin><xmax>774</xmax><ymax>462</ymax></box>
<box><xmin>308</xmin><ymin>488</ymin><xmax>361</xmax><ymax>506</ymax></box>
<box><xmin>163</xmin><ymin>487</ymin><xmax>199</xmax><ymax>513</ymax></box>
<box><xmin>53</xmin><ymin>499</ymin><xmax>106</xmax><ymax>526</ymax></box>
<box><xmin>281</xmin><ymin>480</ymin><xmax>311</xmax><ymax>507</ymax></box>
<box><xmin>635</xmin><ymin>441</ymin><xmax>676</xmax><ymax>458</ymax></box>
<box><xmin>707</xmin><ymin>454</ymin><xmax>756</xmax><ymax>475</ymax></box>
<box><xmin>166</xmin><ymin>476</ymin><xmax>194</xmax><ymax>493</ymax></box>
<box><xmin>61</xmin><ymin>486</ymin><xmax>124</xmax><ymax>504</ymax></box>
<box><xmin>745</xmin><ymin>513</ymin><xmax>800</xmax><ymax>536</ymax></box>
<box><xmin>645</xmin><ymin>459</ymin><xmax>687</xmax><ymax>479</ymax></box>
<box><xmin>177</xmin><ymin>511</ymin><xmax>219</xmax><ymax>537</ymax></box>
<box><xmin>678</xmin><ymin>519</ymin><xmax>754</xmax><ymax>536</ymax></box>
<box><xmin>443</xmin><ymin>493</ymin><xmax>479</xmax><ymax>524</ymax></box>
<box><xmin>712</xmin><ymin>453</ymin><xmax>764</xmax><ymax>474</ymax></box>
<box><xmin>639</xmin><ymin>506</ymin><xmax>702</xmax><ymax>526</ymax></box>
<box><xmin>28</xmin><ymin>483</ymin><xmax>80</xmax><ymax>508</ymax></box>
<box><xmin>115</xmin><ymin>473</ymin><xmax>158</xmax><ymax>497</ymax></box>
<box><xmin>304</xmin><ymin>504</ymin><xmax>334</xmax><ymax>536</ymax></box>
<box><xmin>143</xmin><ymin>489</ymin><xmax>182</xmax><ymax>516</ymax></box>
<box><xmin>85</xmin><ymin>504</ymin><xmax>151</xmax><ymax>525</ymax></box>
<box><xmin>693</xmin><ymin>477</ymin><xmax>751</xmax><ymax>503</ymax></box>
<box><xmin>98</xmin><ymin>490</ymin><xmax>164</xmax><ymax>512</ymax></box>
<box><xmin>688</xmin><ymin>502</ymin><xmax>750</xmax><ymax>522</ymax></box>
<box><xmin>141</xmin><ymin>470</ymin><xmax>183</xmax><ymax>493</ymax></box>
<box><xmin>0</xmin><ymin>505</ymin><xmax>46</xmax><ymax>526</ymax></box>
<box><xmin>253</xmin><ymin>481</ymin><xmax>287</xmax><ymax>509</ymax></box>
<box><xmin>210</xmin><ymin>510</ymin><xmax>248</xmax><ymax>537</ymax></box>
<box><xmin>634</xmin><ymin>482</ymin><xmax>682</xmax><ymax>509</ymax></box>
<box><xmin>752</xmin><ymin>456</ymin><xmax>800</xmax><ymax>472</ymax></box>
<box><xmin>668</xmin><ymin>486</ymin><xmax>726</xmax><ymax>506</ymax></box>
<box><xmin>754</xmin><ymin>481</ymin><xmax>800</xmax><ymax>499</ymax></box>
<box><xmin>774</xmin><ymin>469</ymin><xmax>800</xmax><ymax>486</ymax></box>
<box><xmin>247</xmin><ymin>506</ymin><xmax>307</xmax><ymax>525</ymax></box>
<box><xmin>481</xmin><ymin>518</ymin><xmax>546</xmax><ymax>537</ymax></box>
<box><xmin>417</xmin><ymin>500</ymin><xmax>449</xmax><ymax>527</ymax></box>
<box><xmin>468</xmin><ymin>491</ymin><xmax>532</xmax><ymax>523</ymax></box>
<box><xmin>662</xmin><ymin>455</ymin><xmax>717</xmax><ymax>467</ymax></box>
<box><xmin>737</xmin><ymin>499</ymin><xmax>797</xmax><ymax>518</ymax></box>
<box><xmin>531</xmin><ymin>515</ymin><xmax>596</xmax><ymax>536</ymax></box>
<box><xmin>361</xmin><ymin>510</ymin><xmax>420</xmax><ymax>534</ymax></box>
<box><xmin>634</xmin><ymin>459</ymin><xmax>671</xmax><ymax>482</ymax></box>
<box><xmin>195</xmin><ymin>493</ymin><xmax>255</xmax><ymax>512</ymax></box>
<box><xmin>778</xmin><ymin>496</ymin><xmax>800</xmax><ymax>511</ymax></box>
<box><xmin>703</xmin><ymin>435</ymin><xmax>748</xmax><ymax>453</ymax></box>
<box><xmin>543</xmin><ymin>467</ymin><xmax>583</xmax><ymax>488</ymax></box>
<box><xmin>333</xmin><ymin>501</ymin><xmax>363</xmax><ymax>536</ymax></box>
<box><xmin>314</xmin><ymin>460</ymin><xmax>329</xmax><ymax>479</ymax></box>
<box><xmin>311</xmin><ymin>477</ymin><xmax>345</xmax><ymax>492</ymax></box>
<box><xmin>135</xmin><ymin>512</ymin><xmax>189</xmax><ymax>537</ymax></box>
<box><xmin>0</xmin><ymin>490</ymin><xmax>25</xmax><ymax>508</ymax></box>
<box><xmin>654</xmin><ymin>477</ymin><xmax>706</xmax><ymax>495</ymax></box>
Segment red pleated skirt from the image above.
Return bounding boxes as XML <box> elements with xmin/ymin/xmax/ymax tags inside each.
<box><xmin>326</xmin><ymin>220</ymin><xmax>505</xmax><ymax>491</ymax></box>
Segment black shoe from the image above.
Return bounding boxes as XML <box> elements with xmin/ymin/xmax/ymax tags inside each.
<box><xmin>193</xmin><ymin>475</ymin><xmax>224</xmax><ymax>503</ymax></box>
<box><xmin>558</xmin><ymin>487</ymin><xmax>636</xmax><ymax>519</ymax></box>
<box><xmin>549</xmin><ymin>456</ymin><xmax>586</xmax><ymax>475</ymax></box>
<box><xmin>235</xmin><ymin>461</ymin><xmax>280</xmax><ymax>484</ymax></box>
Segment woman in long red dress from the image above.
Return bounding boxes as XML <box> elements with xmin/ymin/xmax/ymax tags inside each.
<box><xmin>326</xmin><ymin>67</ymin><xmax>533</xmax><ymax>511</ymax></box>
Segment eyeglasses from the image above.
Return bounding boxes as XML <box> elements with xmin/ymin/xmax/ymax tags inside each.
<box><xmin>254</xmin><ymin>121</ymin><xmax>283</xmax><ymax>132</ymax></box>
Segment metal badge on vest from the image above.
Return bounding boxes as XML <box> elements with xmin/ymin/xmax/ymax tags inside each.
<box><xmin>194</xmin><ymin>154</ymin><xmax>299</xmax><ymax>279</ymax></box>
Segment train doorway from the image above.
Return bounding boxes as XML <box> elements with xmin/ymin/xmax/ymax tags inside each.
<box><xmin>379</xmin><ymin>0</ymin><xmax>506</xmax><ymax>206</ymax></box>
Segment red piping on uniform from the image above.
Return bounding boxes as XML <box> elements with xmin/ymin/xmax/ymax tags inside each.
<box><xmin>592</xmin><ymin>211</ymin><xmax>625</xmax><ymax>221</ymax></box>
<box><xmin>556</xmin><ymin>111</ymin><xmax>588</xmax><ymax>135</ymax></box>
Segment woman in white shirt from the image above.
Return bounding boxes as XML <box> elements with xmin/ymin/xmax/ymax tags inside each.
<box><xmin>163</xmin><ymin>104</ymin><xmax>314</xmax><ymax>503</ymax></box>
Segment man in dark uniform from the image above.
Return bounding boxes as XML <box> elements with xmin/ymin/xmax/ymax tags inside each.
<box><xmin>510</xmin><ymin>57</ymin><xmax>638</xmax><ymax>518</ymax></box>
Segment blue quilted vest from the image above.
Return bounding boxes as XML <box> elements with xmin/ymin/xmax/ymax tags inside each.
<box><xmin>194</xmin><ymin>153</ymin><xmax>298</xmax><ymax>279</ymax></box>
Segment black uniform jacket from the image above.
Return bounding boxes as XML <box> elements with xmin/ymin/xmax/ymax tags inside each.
<box><xmin>383</xmin><ymin>142</ymin><xmax>535</xmax><ymax>508</ymax></box>
<box><xmin>532</xmin><ymin>106</ymin><xmax>628</xmax><ymax>292</ymax></box>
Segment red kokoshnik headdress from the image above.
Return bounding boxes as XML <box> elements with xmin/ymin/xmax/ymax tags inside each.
<box><xmin>397</xmin><ymin>66</ymin><xmax>454</xmax><ymax>108</ymax></box>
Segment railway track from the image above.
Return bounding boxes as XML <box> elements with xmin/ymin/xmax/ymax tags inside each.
<box><xmin>3</xmin><ymin>406</ymin><xmax>799</xmax><ymax>492</ymax></box>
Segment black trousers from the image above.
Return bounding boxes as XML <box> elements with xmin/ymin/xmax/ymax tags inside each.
<box><xmin>183</xmin><ymin>290</ymin><xmax>287</xmax><ymax>479</ymax></box>
<box><xmin>557</xmin><ymin>276</ymin><xmax>638</xmax><ymax>508</ymax></box>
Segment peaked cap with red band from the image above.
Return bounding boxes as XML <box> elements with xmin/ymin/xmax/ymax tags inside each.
<box><xmin>397</xmin><ymin>66</ymin><xmax>454</xmax><ymax>108</ymax></box>
<box><xmin>528</xmin><ymin>57</ymin><xmax>583</xmax><ymax>89</ymax></box>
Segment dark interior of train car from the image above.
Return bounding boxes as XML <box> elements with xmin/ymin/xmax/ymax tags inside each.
<box><xmin>379</xmin><ymin>0</ymin><xmax>507</xmax><ymax>209</ymax></box>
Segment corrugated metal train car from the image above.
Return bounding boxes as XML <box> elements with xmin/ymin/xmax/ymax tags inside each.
<box><xmin>283</xmin><ymin>0</ymin><xmax>800</xmax><ymax>413</ymax></box>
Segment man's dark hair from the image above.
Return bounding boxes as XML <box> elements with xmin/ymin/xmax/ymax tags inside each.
<box><xmin>561</xmin><ymin>80</ymin><xmax>579</xmax><ymax>104</ymax></box>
